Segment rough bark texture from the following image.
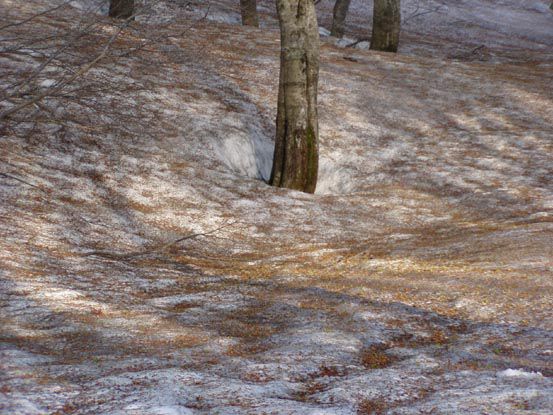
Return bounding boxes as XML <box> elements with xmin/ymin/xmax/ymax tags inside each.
<box><xmin>370</xmin><ymin>0</ymin><xmax>401</xmax><ymax>52</ymax></box>
<box><xmin>330</xmin><ymin>0</ymin><xmax>352</xmax><ymax>38</ymax></box>
<box><xmin>270</xmin><ymin>0</ymin><xmax>320</xmax><ymax>193</ymax></box>
<box><xmin>109</xmin><ymin>0</ymin><xmax>134</xmax><ymax>19</ymax></box>
<box><xmin>240</xmin><ymin>0</ymin><xmax>259</xmax><ymax>27</ymax></box>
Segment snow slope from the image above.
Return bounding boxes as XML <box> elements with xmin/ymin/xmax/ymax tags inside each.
<box><xmin>1</xmin><ymin>0</ymin><xmax>552</xmax><ymax>414</ymax></box>
<box><xmin>318</xmin><ymin>0</ymin><xmax>553</xmax><ymax>60</ymax></box>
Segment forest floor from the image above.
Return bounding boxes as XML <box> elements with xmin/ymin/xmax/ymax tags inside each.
<box><xmin>1</xmin><ymin>0</ymin><xmax>552</xmax><ymax>414</ymax></box>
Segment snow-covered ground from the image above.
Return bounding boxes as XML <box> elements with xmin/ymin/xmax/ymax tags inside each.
<box><xmin>1</xmin><ymin>0</ymin><xmax>552</xmax><ymax>414</ymax></box>
<box><xmin>317</xmin><ymin>0</ymin><xmax>553</xmax><ymax>61</ymax></box>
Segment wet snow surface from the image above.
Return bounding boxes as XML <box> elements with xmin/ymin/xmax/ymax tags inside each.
<box><xmin>1</xmin><ymin>0</ymin><xmax>553</xmax><ymax>414</ymax></box>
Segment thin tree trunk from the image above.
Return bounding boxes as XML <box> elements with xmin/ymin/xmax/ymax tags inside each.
<box><xmin>270</xmin><ymin>0</ymin><xmax>319</xmax><ymax>193</ymax></box>
<box><xmin>330</xmin><ymin>0</ymin><xmax>352</xmax><ymax>38</ymax></box>
<box><xmin>240</xmin><ymin>0</ymin><xmax>259</xmax><ymax>27</ymax></box>
<box><xmin>109</xmin><ymin>0</ymin><xmax>134</xmax><ymax>19</ymax></box>
<box><xmin>370</xmin><ymin>0</ymin><xmax>401</xmax><ymax>52</ymax></box>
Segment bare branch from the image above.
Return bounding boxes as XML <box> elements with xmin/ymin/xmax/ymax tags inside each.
<box><xmin>0</xmin><ymin>0</ymin><xmax>76</xmax><ymax>31</ymax></box>
<box><xmin>345</xmin><ymin>37</ymin><xmax>371</xmax><ymax>48</ymax></box>
<box><xmin>82</xmin><ymin>221</ymin><xmax>240</xmax><ymax>260</ymax></box>
<box><xmin>0</xmin><ymin>172</ymin><xmax>47</xmax><ymax>191</ymax></box>
<box><xmin>403</xmin><ymin>3</ymin><xmax>444</xmax><ymax>24</ymax></box>
<box><xmin>0</xmin><ymin>16</ymin><xmax>133</xmax><ymax>120</ymax></box>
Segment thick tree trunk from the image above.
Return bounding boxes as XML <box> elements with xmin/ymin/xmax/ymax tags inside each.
<box><xmin>270</xmin><ymin>0</ymin><xmax>319</xmax><ymax>193</ymax></box>
<box><xmin>240</xmin><ymin>0</ymin><xmax>259</xmax><ymax>27</ymax></box>
<box><xmin>370</xmin><ymin>0</ymin><xmax>401</xmax><ymax>52</ymax></box>
<box><xmin>109</xmin><ymin>0</ymin><xmax>134</xmax><ymax>19</ymax></box>
<box><xmin>330</xmin><ymin>0</ymin><xmax>352</xmax><ymax>38</ymax></box>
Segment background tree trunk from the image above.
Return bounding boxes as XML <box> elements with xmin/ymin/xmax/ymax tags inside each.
<box><xmin>240</xmin><ymin>0</ymin><xmax>259</xmax><ymax>27</ymax></box>
<box><xmin>370</xmin><ymin>0</ymin><xmax>401</xmax><ymax>52</ymax></box>
<box><xmin>330</xmin><ymin>0</ymin><xmax>352</xmax><ymax>38</ymax></box>
<box><xmin>270</xmin><ymin>0</ymin><xmax>319</xmax><ymax>193</ymax></box>
<box><xmin>109</xmin><ymin>0</ymin><xmax>134</xmax><ymax>19</ymax></box>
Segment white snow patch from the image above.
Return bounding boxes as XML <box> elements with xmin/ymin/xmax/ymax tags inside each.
<box><xmin>40</xmin><ymin>79</ymin><xmax>57</xmax><ymax>88</ymax></box>
<box><xmin>497</xmin><ymin>368</ymin><xmax>544</xmax><ymax>379</ymax></box>
<box><xmin>319</xmin><ymin>27</ymin><xmax>331</xmax><ymax>37</ymax></box>
<box><xmin>123</xmin><ymin>405</ymin><xmax>194</xmax><ymax>415</ymax></box>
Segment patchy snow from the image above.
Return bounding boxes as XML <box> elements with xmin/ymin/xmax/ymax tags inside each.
<box><xmin>498</xmin><ymin>368</ymin><xmax>545</xmax><ymax>379</ymax></box>
<box><xmin>39</xmin><ymin>79</ymin><xmax>57</xmax><ymax>88</ymax></box>
<box><xmin>317</xmin><ymin>0</ymin><xmax>553</xmax><ymax>61</ymax></box>
<box><xmin>1</xmin><ymin>0</ymin><xmax>552</xmax><ymax>414</ymax></box>
<box><xmin>318</xmin><ymin>26</ymin><xmax>331</xmax><ymax>37</ymax></box>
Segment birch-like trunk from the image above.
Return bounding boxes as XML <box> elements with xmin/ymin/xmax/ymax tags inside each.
<box><xmin>240</xmin><ymin>0</ymin><xmax>259</xmax><ymax>27</ymax></box>
<box><xmin>370</xmin><ymin>0</ymin><xmax>401</xmax><ymax>52</ymax></box>
<box><xmin>109</xmin><ymin>0</ymin><xmax>134</xmax><ymax>19</ymax></box>
<box><xmin>270</xmin><ymin>0</ymin><xmax>319</xmax><ymax>193</ymax></box>
<box><xmin>330</xmin><ymin>0</ymin><xmax>352</xmax><ymax>38</ymax></box>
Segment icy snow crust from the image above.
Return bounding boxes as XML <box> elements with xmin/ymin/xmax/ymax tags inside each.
<box><xmin>1</xmin><ymin>0</ymin><xmax>553</xmax><ymax>414</ymax></box>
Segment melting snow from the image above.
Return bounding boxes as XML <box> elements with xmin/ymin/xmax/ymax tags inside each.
<box><xmin>1</xmin><ymin>0</ymin><xmax>552</xmax><ymax>414</ymax></box>
<box><xmin>498</xmin><ymin>368</ymin><xmax>545</xmax><ymax>379</ymax></box>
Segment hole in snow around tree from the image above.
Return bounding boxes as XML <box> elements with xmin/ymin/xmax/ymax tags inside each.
<box><xmin>215</xmin><ymin>132</ymin><xmax>359</xmax><ymax>195</ymax></box>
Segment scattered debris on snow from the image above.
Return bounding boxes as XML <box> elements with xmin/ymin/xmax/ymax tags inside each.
<box><xmin>1</xmin><ymin>0</ymin><xmax>552</xmax><ymax>414</ymax></box>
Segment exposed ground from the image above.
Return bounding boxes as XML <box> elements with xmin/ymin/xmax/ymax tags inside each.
<box><xmin>1</xmin><ymin>0</ymin><xmax>552</xmax><ymax>414</ymax></box>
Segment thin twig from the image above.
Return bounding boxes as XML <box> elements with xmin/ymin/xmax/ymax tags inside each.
<box><xmin>403</xmin><ymin>4</ymin><xmax>444</xmax><ymax>24</ymax></box>
<box><xmin>0</xmin><ymin>172</ymin><xmax>47</xmax><ymax>192</ymax></box>
<box><xmin>449</xmin><ymin>45</ymin><xmax>485</xmax><ymax>60</ymax></box>
<box><xmin>119</xmin><ymin>3</ymin><xmax>212</xmax><ymax>57</ymax></box>
<box><xmin>0</xmin><ymin>0</ymin><xmax>76</xmax><ymax>31</ymax></box>
<box><xmin>0</xmin><ymin>11</ymin><xmax>136</xmax><ymax>120</ymax></box>
<box><xmin>345</xmin><ymin>37</ymin><xmax>371</xmax><ymax>48</ymax></box>
<box><xmin>82</xmin><ymin>221</ymin><xmax>238</xmax><ymax>260</ymax></box>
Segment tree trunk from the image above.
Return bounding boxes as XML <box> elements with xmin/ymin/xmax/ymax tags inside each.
<box><xmin>109</xmin><ymin>0</ymin><xmax>134</xmax><ymax>19</ymax></box>
<box><xmin>330</xmin><ymin>0</ymin><xmax>352</xmax><ymax>38</ymax></box>
<box><xmin>270</xmin><ymin>0</ymin><xmax>319</xmax><ymax>194</ymax></box>
<box><xmin>240</xmin><ymin>0</ymin><xmax>259</xmax><ymax>27</ymax></box>
<box><xmin>370</xmin><ymin>0</ymin><xmax>401</xmax><ymax>52</ymax></box>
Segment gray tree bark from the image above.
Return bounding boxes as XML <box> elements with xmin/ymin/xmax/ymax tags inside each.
<box><xmin>370</xmin><ymin>0</ymin><xmax>401</xmax><ymax>52</ymax></box>
<box><xmin>270</xmin><ymin>0</ymin><xmax>320</xmax><ymax>193</ymax></box>
<box><xmin>240</xmin><ymin>0</ymin><xmax>259</xmax><ymax>27</ymax></box>
<box><xmin>330</xmin><ymin>0</ymin><xmax>352</xmax><ymax>38</ymax></box>
<box><xmin>109</xmin><ymin>0</ymin><xmax>134</xmax><ymax>19</ymax></box>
